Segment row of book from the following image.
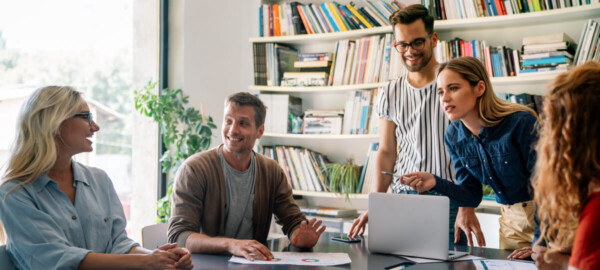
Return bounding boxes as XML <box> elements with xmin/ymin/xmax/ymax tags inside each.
<box><xmin>573</xmin><ymin>19</ymin><xmax>600</xmax><ymax>66</ymax></box>
<box><xmin>259</xmin><ymin>145</ymin><xmax>331</xmax><ymax>192</ymax></box>
<box><xmin>259</xmin><ymin>94</ymin><xmax>303</xmax><ymax>134</ymax></box>
<box><xmin>253</xmin><ymin>43</ymin><xmax>299</xmax><ymax>86</ymax></box>
<box><xmin>343</xmin><ymin>89</ymin><xmax>380</xmax><ymax>135</ymax></box>
<box><xmin>520</xmin><ymin>33</ymin><xmax>575</xmax><ymax>75</ymax></box>
<box><xmin>329</xmin><ymin>34</ymin><xmax>406</xmax><ymax>85</ymax></box>
<box><xmin>425</xmin><ymin>0</ymin><xmax>595</xmax><ymax>21</ymax></box>
<box><xmin>258</xmin><ymin>1</ymin><xmax>398</xmax><ymax>37</ymax></box>
<box><xmin>497</xmin><ymin>92</ymin><xmax>544</xmax><ymax>115</ymax></box>
<box><xmin>357</xmin><ymin>142</ymin><xmax>380</xmax><ymax>194</ymax></box>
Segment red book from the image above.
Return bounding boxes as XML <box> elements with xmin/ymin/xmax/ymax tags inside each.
<box><xmin>460</xmin><ymin>40</ymin><xmax>466</xmax><ymax>56</ymax></box>
<box><xmin>494</xmin><ymin>0</ymin><xmax>507</xmax><ymax>15</ymax></box>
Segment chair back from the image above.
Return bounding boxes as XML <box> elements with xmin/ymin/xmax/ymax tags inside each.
<box><xmin>0</xmin><ymin>245</ymin><xmax>15</xmax><ymax>270</ymax></box>
<box><xmin>141</xmin><ymin>222</ymin><xmax>169</xmax><ymax>249</ymax></box>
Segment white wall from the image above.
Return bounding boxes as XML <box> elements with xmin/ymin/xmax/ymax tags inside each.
<box><xmin>183</xmin><ymin>0</ymin><xmax>260</xmax><ymax>147</ymax></box>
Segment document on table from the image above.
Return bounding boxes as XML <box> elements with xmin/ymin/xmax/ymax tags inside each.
<box><xmin>399</xmin><ymin>255</ymin><xmax>485</xmax><ymax>263</ymax></box>
<box><xmin>474</xmin><ymin>259</ymin><xmax>537</xmax><ymax>270</ymax></box>
<box><xmin>229</xmin><ymin>252</ymin><xmax>352</xmax><ymax>266</ymax></box>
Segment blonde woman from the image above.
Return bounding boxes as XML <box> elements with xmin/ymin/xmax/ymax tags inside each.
<box><xmin>532</xmin><ymin>62</ymin><xmax>600</xmax><ymax>270</ymax></box>
<box><xmin>0</xmin><ymin>86</ymin><xmax>192</xmax><ymax>270</ymax></box>
<box><xmin>400</xmin><ymin>57</ymin><xmax>539</xmax><ymax>256</ymax></box>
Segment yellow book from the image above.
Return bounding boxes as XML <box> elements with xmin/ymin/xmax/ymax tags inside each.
<box><xmin>328</xmin><ymin>3</ymin><xmax>348</xmax><ymax>31</ymax></box>
<box><xmin>346</xmin><ymin>4</ymin><xmax>373</xmax><ymax>28</ymax></box>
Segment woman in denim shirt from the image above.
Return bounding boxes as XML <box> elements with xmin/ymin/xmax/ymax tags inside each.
<box><xmin>0</xmin><ymin>86</ymin><xmax>192</xmax><ymax>270</ymax></box>
<box><xmin>401</xmin><ymin>57</ymin><xmax>539</xmax><ymax>257</ymax></box>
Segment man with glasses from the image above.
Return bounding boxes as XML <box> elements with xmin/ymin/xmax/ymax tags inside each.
<box><xmin>348</xmin><ymin>4</ymin><xmax>485</xmax><ymax>248</ymax></box>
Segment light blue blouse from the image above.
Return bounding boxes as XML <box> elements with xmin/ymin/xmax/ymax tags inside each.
<box><xmin>0</xmin><ymin>161</ymin><xmax>139</xmax><ymax>270</ymax></box>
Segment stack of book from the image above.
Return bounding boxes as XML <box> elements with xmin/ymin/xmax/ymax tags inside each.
<box><xmin>258</xmin><ymin>1</ymin><xmax>399</xmax><ymax>37</ymax></box>
<box><xmin>519</xmin><ymin>33</ymin><xmax>576</xmax><ymax>76</ymax></box>
<box><xmin>282</xmin><ymin>52</ymin><xmax>332</xmax><ymax>87</ymax></box>
<box><xmin>259</xmin><ymin>94</ymin><xmax>302</xmax><ymax>134</ymax></box>
<box><xmin>342</xmin><ymin>89</ymin><xmax>379</xmax><ymax>135</ymax></box>
<box><xmin>329</xmin><ymin>34</ymin><xmax>404</xmax><ymax>85</ymax></box>
<box><xmin>300</xmin><ymin>207</ymin><xmax>358</xmax><ymax>218</ymax></box>
<box><xmin>259</xmin><ymin>146</ymin><xmax>330</xmax><ymax>192</ymax></box>
<box><xmin>303</xmin><ymin>109</ymin><xmax>344</xmax><ymax>135</ymax></box>
<box><xmin>573</xmin><ymin>19</ymin><xmax>600</xmax><ymax>66</ymax></box>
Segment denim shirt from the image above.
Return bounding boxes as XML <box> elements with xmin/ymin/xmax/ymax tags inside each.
<box><xmin>0</xmin><ymin>161</ymin><xmax>138</xmax><ymax>270</ymax></box>
<box><xmin>434</xmin><ymin>111</ymin><xmax>538</xmax><ymax>208</ymax></box>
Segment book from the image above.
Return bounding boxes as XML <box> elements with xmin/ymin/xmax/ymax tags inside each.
<box><xmin>303</xmin><ymin>116</ymin><xmax>343</xmax><ymax>134</ymax></box>
<box><xmin>522</xmin><ymin>32</ymin><xmax>575</xmax><ymax>45</ymax></box>
<box><xmin>294</xmin><ymin>60</ymin><xmax>331</xmax><ymax>68</ymax></box>
<box><xmin>300</xmin><ymin>207</ymin><xmax>358</xmax><ymax>218</ymax></box>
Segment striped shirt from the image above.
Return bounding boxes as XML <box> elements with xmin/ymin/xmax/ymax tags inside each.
<box><xmin>377</xmin><ymin>73</ymin><xmax>456</xmax><ymax>193</ymax></box>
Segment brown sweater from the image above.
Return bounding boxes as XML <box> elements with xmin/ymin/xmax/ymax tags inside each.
<box><xmin>167</xmin><ymin>145</ymin><xmax>306</xmax><ymax>246</ymax></box>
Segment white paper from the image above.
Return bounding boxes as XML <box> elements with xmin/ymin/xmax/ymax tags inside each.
<box><xmin>400</xmin><ymin>255</ymin><xmax>485</xmax><ymax>263</ymax></box>
<box><xmin>474</xmin><ymin>259</ymin><xmax>537</xmax><ymax>270</ymax></box>
<box><xmin>229</xmin><ymin>252</ymin><xmax>352</xmax><ymax>266</ymax></box>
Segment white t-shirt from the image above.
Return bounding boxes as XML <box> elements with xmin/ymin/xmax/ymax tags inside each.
<box><xmin>377</xmin><ymin>73</ymin><xmax>456</xmax><ymax>193</ymax></box>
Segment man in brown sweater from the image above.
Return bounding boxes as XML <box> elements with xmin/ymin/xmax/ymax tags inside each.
<box><xmin>168</xmin><ymin>92</ymin><xmax>325</xmax><ymax>261</ymax></box>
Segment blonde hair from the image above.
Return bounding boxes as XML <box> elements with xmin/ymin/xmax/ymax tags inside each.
<box><xmin>534</xmin><ymin>62</ymin><xmax>600</xmax><ymax>254</ymax></box>
<box><xmin>1</xmin><ymin>86</ymin><xmax>85</xmax><ymax>243</ymax></box>
<box><xmin>437</xmin><ymin>57</ymin><xmax>537</xmax><ymax>126</ymax></box>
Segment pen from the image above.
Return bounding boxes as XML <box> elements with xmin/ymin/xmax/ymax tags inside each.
<box><xmin>381</xmin><ymin>171</ymin><xmax>415</xmax><ymax>192</ymax></box>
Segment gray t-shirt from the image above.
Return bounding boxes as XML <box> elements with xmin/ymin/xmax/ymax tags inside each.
<box><xmin>219</xmin><ymin>148</ymin><xmax>255</xmax><ymax>240</ymax></box>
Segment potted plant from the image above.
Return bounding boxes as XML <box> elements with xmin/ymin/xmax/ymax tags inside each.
<box><xmin>134</xmin><ymin>81</ymin><xmax>217</xmax><ymax>223</ymax></box>
<box><xmin>326</xmin><ymin>159</ymin><xmax>360</xmax><ymax>200</ymax></box>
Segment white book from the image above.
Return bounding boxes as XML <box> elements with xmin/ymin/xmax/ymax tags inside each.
<box><xmin>284</xmin><ymin>3</ymin><xmax>295</xmax><ymax>35</ymax></box>
<box><xmin>343</xmin><ymin>42</ymin><xmax>356</xmax><ymax>85</ymax></box>
<box><xmin>333</xmin><ymin>40</ymin><xmax>349</xmax><ymax>85</ymax></box>
<box><xmin>362</xmin><ymin>4</ymin><xmax>388</xmax><ymax>26</ymax></box>
<box><xmin>364</xmin><ymin>36</ymin><xmax>379</xmax><ymax>84</ymax></box>
<box><xmin>342</xmin><ymin>91</ymin><xmax>357</xmax><ymax>134</ymax></box>
<box><xmin>349</xmin><ymin>38</ymin><xmax>363</xmax><ymax>84</ymax></box>
<box><xmin>522</xmin><ymin>32</ymin><xmax>575</xmax><ymax>46</ymax></box>
<box><xmin>279</xmin><ymin>4</ymin><xmax>288</xmax><ymax>36</ymax></box>
<box><xmin>302</xmin><ymin>150</ymin><xmax>323</xmax><ymax>192</ymax></box>
<box><xmin>372</xmin><ymin>37</ymin><xmax>385</xmax><ymax>83</ymax></box>
<box><xmin>573</xmin><ymin>20</ymin><xmax>591</xmax><ymax>67</ymax></box>
<box><xmin>512</xmin><ymin>49</ymin><xmax>521</xmax><ymax>76</ymax></box>
<box><xmin>290</xmin><ymin>147</ymin><xmax>311</xmax><ymax>191</ymax></box>
<box><xmin>577</xmin><ymin>21</ymin><xmax>598</xmax><ymax>65</ymax></box>
<box><xmin>350</xmin><ymin>91</ymin><xmax>363</xmax><ymax>134</ymax></box>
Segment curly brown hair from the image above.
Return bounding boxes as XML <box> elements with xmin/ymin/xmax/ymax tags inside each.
<box><xmin>534</xmin><ymin>61</ymin><xmax>600</xmax><ymax>251</ymax></box>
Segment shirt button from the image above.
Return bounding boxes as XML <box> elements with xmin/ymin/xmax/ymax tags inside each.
<box><xmin>483</xmin><ymin>160</ymin><xmax>486</xmax><ymax>163</ymax></box>
<box><xmin>104</xmin><ymin>218</ymin><xmax>109</xmax><ymax>222</ymax></box>
<box><xmin>504</xmin><ymin>161</ymin><xmax>508</xmax><ymax>164</ymax></box>
<box><xmin>489</xmin><ymin>177</ymin><xmax>492</xmax><ymax>180</ymax></box>
<box><xmin>72</xmin><ymin>216</ymin><xmax>77</xmax><ymax>220</ymax></box>
<box><xmin>466</xmin><ymin>164</ymin><xmax>469</xmax><ymax>168</ymax></box>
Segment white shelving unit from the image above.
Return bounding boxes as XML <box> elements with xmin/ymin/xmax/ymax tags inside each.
<box><xmin>252</xmin><ymin>3</ymin><xmax>600</xmax><ymax>210</ymax></box>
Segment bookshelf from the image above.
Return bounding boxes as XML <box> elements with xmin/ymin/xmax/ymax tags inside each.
<box><xmin>251</xmin><ymin>2</ymin><xmax>599</xmax><ymax>214</ymax></box>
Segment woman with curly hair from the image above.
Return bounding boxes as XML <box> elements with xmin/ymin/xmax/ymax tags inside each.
<box><xmin>532</xmin><ymin>61</ymin><xmax>600</xmax><ymax>270</ymax></box>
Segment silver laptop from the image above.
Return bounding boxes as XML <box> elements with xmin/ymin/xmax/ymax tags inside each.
<box><xmin>368</xmin><ymin>193</ymin><xmax>468</xmax><ymax>261</ymax></box>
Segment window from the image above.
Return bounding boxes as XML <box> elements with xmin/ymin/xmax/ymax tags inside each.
<box><xmin>0</xmin><ymin>0</ymin><xmax>158</xmax><ymax>242</ymax></box>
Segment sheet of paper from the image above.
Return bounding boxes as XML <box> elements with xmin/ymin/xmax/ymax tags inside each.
<box><xmin>473</xmin><ymin>259</ymin><xmax>537</xmax><ymax>270</ymax></box>
<box><xmin>229</xmin><ymin>252</ymin><xmax>352</xmax><ymax>266</ymax></box>
<box><xmin>400</xmin><ymin>255</ymin><xmax>484</xmax><ymax>263</ymax></box>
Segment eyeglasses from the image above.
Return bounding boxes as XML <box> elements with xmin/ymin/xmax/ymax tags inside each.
<box><xmin>73</xmin><ymin>112</ymin><xmax>94</xmax><ymax>126</ymax></box>
<box><xmin>393</xmin><ymin>35</ymin><xmax>431</xmax><ymax>53</ymax></box>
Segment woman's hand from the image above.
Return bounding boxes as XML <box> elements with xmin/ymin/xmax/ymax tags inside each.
<box><xmin>400</xmin><ymin>172</ymin><xmax>436</xmax><ymax>193</ymax></box>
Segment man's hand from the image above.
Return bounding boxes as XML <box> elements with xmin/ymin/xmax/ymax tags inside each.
<box><xmin>290</xmin><ymin>218</ymin><xmax>326</xmax><ymax>248</ymax></box>
<box><xmin>227</xmin><ymin>239</ymin><xmax>274</xmax><ymax>261</ymax></box>
<box><xmin>508</xmin><ymin>246</ymin><xmax>533</xmax><ymax>260</ymax></box>
<box><xmin>156</xmin><ymin>243</ymin><xmax>194</xmax><ymax>269</ymax></box>
<box><xmin>455</xmin><ymin>207</ymin><xmax>485</xmax><ymax>247</ymax></box>
<box><xmin>532</xmin><ymin>245</ymin><xmax>571</xmax><ymax>270</ymax></box>
<box><xmin>348</xmin><ymin>211</ymin><xmax>368</xmax><ymax>239</ymax></box>
<box><xmin>400</xmin><ymin>172</ymin><xmax>436</xmax><ymax>193</ymax></box>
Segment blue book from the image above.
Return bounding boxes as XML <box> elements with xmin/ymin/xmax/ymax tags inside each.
<box><xmin>472</xmin><ymin>40</ymin><xmax>477</xmax><ymax>58</ymax></box>
<box><xmin>259</xmin><ymin>6</ymin><xmax>263</xmax><ymax>37</ymax></box>
<box><xmin>332</xmin><ymin>2</ymin><xmax>353</xmax><ymax>30</ymax></box>
<box><xmin>489</xmin><ymin>0</ymin><xmax>499</xmax><ymax>16</ymax></box>
<box><xmin>522</xmin><ymin>56</ymin><xmax>570</xmax><ymax>66</ymax></box>
<box><xmin>320</xmin><ymin>3</ymin><xmax>340</xmax><ymax>32</ymax></box>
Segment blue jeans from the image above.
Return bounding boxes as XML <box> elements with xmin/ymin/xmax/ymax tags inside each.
<box><xmin>398</xmin><ymin>190</ymin><xmax>468</xmax><ymax>247</ymax></box>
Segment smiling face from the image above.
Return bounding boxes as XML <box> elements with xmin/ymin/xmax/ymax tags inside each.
<box><xmin>437</xmin><ymin>69</ymin><xmax>485</xmax><ymax>122</ymax></box>
<box><xmin>393</xmin><ymin>19</ymin><xmax>437</xmax><ymax>72</ymax></box>
<box><xmin>56</xmin><ymin>102</ymin><xmax>100</xmax><ymax>156</ymax></box>
<box><xmin>221</xmin><ymin>103</ymin><xmax>264</xmax><ymax>156</ymax></box>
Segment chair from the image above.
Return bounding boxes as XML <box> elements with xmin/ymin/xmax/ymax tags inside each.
<box><xmin>141</xmin><ymin>223</ymin><xmax>169</xmax><ymax>249</ymax></box>
<box><xmin>0</xmin><ymin>245</ymin><xmax>15</xmax><ymax>270</ymax></box>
